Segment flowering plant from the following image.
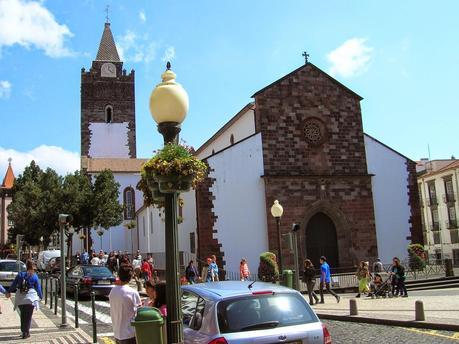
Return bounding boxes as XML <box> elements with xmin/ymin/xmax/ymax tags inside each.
<box><xmin>257</xmin><ymin>252</ymin><xmax>279</xmax><ymax>282</ymax></box>
<box><xmin>143</xmin><ymin>143</ymin><xmax>207</xmax><ymax>184</ymax></box>
<box><xmin>408</xmin><ymin>243</ymin><xmax>427</xmax><ymax>271</ymax></box>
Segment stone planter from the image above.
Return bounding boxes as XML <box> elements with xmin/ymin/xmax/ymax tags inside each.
<box><xmin>154</xmin><ymin>174</ymin><xmax>193</xmax><ymax>193</ymax></box>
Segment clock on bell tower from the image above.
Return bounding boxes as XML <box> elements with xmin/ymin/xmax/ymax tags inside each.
<box><xmin>80</xmin><ymin>22</ymin><xmax>136</xmax><ymax>159</ymax></box>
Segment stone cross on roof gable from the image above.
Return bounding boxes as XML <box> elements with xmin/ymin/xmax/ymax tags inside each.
<box><xmin>95</xmin><ymin>22</ymin><xmax>120</xmax><ymax>62</ymax></box>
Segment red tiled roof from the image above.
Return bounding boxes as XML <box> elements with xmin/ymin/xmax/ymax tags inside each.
<box><xmin>422</xmin><ymin>160</ymin><xmax>459</xmax><ymax>178</ymax></box>
<box><xmin>1</xmin><ymin>163</ymin><xmax>15</xmax><ymax>189</ymax></box>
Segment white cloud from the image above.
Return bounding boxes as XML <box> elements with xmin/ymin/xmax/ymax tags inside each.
<box><xmin>327</xmin><ymin>38</ymin><xmax>373</xmax><ymax>78</ymax></box>
<box><xmin>0</xmin><ymin>0</ymin><xmax>73</xmax><ymax>58</ymax></box>
<box><xmin>162</xmin><ymin>46</ymin><xmax>175</xmax><ymax>62</ymax></box>
<box><xmin>0</xmin><ymin>145</ymin><xmax>80</xmax><ymax>177</ymax></box>
<box><xmin>139</xmin><ymin>10</ymin><xmax>146</xmax><ymax>23</ymax></box>
<box><xmin>116</xmin><ymin>31</ymin><xmax>158</xmax><ymax>64</ymax></box>
<box><xmin>0</xmin><ymin>80</ymin><xmax>12</xmax><ymax>99</ymax></box>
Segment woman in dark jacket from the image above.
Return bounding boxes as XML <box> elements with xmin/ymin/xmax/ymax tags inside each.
<box><xmin>390</xmin><ymin>257</ymin><xmax>408</xmax><ymax>297</ymax></box>
<box><xmin>303</xmin><ymin>259</ymin><xmax>319</xmax><ymax>305</ymax></box>
<box><xmin>6</xmin><ymin>260</ymin><xmax>43</xmax><ymax>339</ymax></box>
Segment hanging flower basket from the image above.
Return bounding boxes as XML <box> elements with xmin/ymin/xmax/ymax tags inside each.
<box><xmin>154</xmin><ymin>173</ymin><xmax>194</xmax><ymax>193</ymax></box>
<box><xmin>146</xmin><ymin>178</ymin><xmax>166</xmax><ymax>201</ymax></box>
<box><xmin>140</xmin><ymin>143</ymin><xmax>207</xmax><ymax>194</ymax></box>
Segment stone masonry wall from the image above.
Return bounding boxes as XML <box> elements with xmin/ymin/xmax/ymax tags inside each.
<box><xmin>255</xmin><ymin>63</ymin><xmax>378</xmax><ymax>267</ymax></box>
<box><xmin>406</xmin><ymin>160</ymin><xmax>424</xmax><ymax>245</ymax></box>
<box><xmin>81</xmin><ymin>64</ymin><xmax>136</xmax><ymax>158</ymax></box>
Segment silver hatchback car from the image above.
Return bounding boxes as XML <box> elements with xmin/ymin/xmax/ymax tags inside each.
<box><xmin>181</xmin><ymin>281</ymin><xmax>331</xmax><ymax>344</ymax></box>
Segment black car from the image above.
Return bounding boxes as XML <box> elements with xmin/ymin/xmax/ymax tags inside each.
<box><xmin>66</xmin><ymin>265</ymin><xmax>117</xmax><ymax>297</ymax></box>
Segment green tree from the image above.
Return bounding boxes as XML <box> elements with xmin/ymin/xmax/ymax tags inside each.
<box><xmin>92</xmin><ymin>170</ymin><xmax>123</xmax><ymax>230</ymax></box>
<box><xmin>7</xmin><ymin>161</ymin><xmax>63</xmax><ymax>246</ymax></box>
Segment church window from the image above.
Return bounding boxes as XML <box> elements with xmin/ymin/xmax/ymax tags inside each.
<box><xmin>123</xmin><ymin>187</ymin><xmax>135</xmax><ymax>220</ymax></box>
<box><xmin>230</xmin><ymin>134</ymin><xmax>235</xmax><ymax>145</ymax></box>
<box><xmin>105</xmin><ymin>105</ymin><xmax>113</xmax><ymax>123</ymax></box>
<box><xmin>303</xmin><ymin>118</ymin><xmax>327</xmax><ymax>146</ymax></box>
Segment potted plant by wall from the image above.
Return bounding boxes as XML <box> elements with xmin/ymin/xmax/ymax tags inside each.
<box><xmin>257</xmin><ymin>252</ymin><xmax>280</xmax><ymax>282</ymax></box>
<box><xmin>141</xmin><ymin>143</ymin><xmax>207</xmax><ymax>193</ymax></box>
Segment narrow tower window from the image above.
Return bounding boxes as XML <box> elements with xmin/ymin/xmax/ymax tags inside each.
<box><xmin>230</xmin><ymin>134</ymin><xmax>235</xmax><ymax>145</ymax></box>
<box><xmin>105</xmin><ymin>105</ymin><xmax>113</xmax><ymax>123</ymax></box>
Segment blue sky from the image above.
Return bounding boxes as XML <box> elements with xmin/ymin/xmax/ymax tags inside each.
<box><xmin>0</xmin><ymin>0</ymin><xmax>458</xmax><ymax>175</ymax></box>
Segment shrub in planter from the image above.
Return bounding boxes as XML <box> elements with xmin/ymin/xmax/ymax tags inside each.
<box><xmin>408</xmin><ymin>243</ymin><xmax>427</xmax><ymax>271</ymax></box>
<box><xmin>257</xmin><ymin>252</ymin><xmax>280</xmax><ymax>282</ymax></box>
<box><xmin>142</xmin><ymin>143</ymin><xmax>207</xmax><ymax>193</ymax></box>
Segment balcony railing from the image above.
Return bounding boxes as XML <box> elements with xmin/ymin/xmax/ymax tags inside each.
<box><xmin>430</xmin><ymin>222</ymin><xmax>440</xmax><ymax>231</ymax></box>
<box><xmin>447</xmin><ymin>220</ymin><xmax>458</xmax><ymax>229</ymax></box>
<box><xmin>427</xmin><ymin>197</ymin><xmax>438</xmax><ymax>207</ymax></box>
<box><xmin>443</xmin><ymin>193</ymin><xmax>457</xmax><ymax>203</ymax></box>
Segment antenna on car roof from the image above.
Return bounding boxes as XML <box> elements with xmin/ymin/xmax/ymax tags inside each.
<box><xmin>248</xmin><ymin>280</ymin><xmax>256</xmax><ymax>290</ymax></box>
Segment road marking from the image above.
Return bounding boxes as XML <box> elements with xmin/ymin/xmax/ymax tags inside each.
<box><xmin>95</xmin><ymin>300</ymin><xmax>111</xmax><ymax>309</ymax></box>
<box><xmin>50</xmin><ymin>300</ymin><xmax>89</xmax><ymax>324</ymax></box>
<box><xmin>63</xmin><ymin>299</ymin><xmax>111</xmax><ymax>324</ymax></box>
<box><xmin>404</xmin><ymin>327</ymin><xmax>459</xmax><ymax>341</ymax></box>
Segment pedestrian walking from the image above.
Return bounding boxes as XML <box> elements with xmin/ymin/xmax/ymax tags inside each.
<box><xmin>185</xmin><ymin>260</ymin><xmax>199</xmax><ymax>284</ymax></box>
<box><xmin>81</xmin><ymin>250</ymin><xmax>89</xmax><ymax>265</ymax></box>
<box><xmin>318</xmin><ymin>256</ymin><xmax>340</xmax><ymax>304</ymax></box>
<box><xmin>373</xmin><ymin>258</ymin><xmax>383</xmax><ymax>273</ymax></box>
<box><xmin>109</xmin><ymin>264</ymin><xmax>141</xmax><ymax>344</ymax></box>
<box><xmin>90</xmin><ymin>253</ymin><xmax>100</xmax><ymax>265</ymax></box>
<box><xmin>6</xmin><ymin>260</ymin><xmax>43</xmax><ymax>339</ymax></box>
<box><xmin>239</xmin><ymin>258</ymin><xmax>250</xmax><ymax>281</ymax></box>
<box><xmin>0</xmin><ymin>284</ymin><xmax>6</xmax><ymax>314</ymax></box>
<box><xmin>355</xmin><ymin>261</ymin><xmax>371</xmax><ymax>298</ymax></box>
<box><xmin>390</xmin><ymin>257</ymin><xmax>408</xmax><ymax>297</ymax></box>
<box><xmin>203</xmin><ymin>258</ymin><xmax>213</xmax><ymax>282</ymax></box>
<box><xmin>141</xmin><ymin>258</ymin><xmax>152</xmax><ymax>285</ymax></box>
<box><xmin>303</xmin><ymin>259</ymin><xmax>319</xmax><ymax>305</ymax></box>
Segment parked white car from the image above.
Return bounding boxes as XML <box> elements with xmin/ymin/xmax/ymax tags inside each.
<box><xmin>0</xmin><ymin>260</ymin><xmax>26</xmax><ymax>288</ymax></box>
<box><xmin>37</xmin><ymin>250</ymin><xmax>61</xmax><ymax>271</ymax></box>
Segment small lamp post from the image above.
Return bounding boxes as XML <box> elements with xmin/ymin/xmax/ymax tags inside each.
<box><xmin>96</xmin><ymin>226</ymin><xmax>104</xmax><ymax>251</ymax></box>
<box><xmin>58</xmin><ymin>214</ymin><xmax>73</xmax><ymax>328</ymax></box>
<box><xmin>271</xmin><ymin>200</ymin><xmax>284</xmax><ymax>273</ymax></box>
<box><xmin>149</xmin><ymin>61</ymin><xmax>189</xmax><ymax>343</ymax></box>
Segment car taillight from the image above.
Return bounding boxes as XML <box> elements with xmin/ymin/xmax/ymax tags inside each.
<box><xmin>252</xmin><ymin>290</ymin><xmax>273</xmax><ymax>295</ymax></box>
<box><xmin>82</xmin><ymin>277</ymin><xmax>92</xmax><ymax>285</ymax></box>
<box><xmin>208</xmin><ymin>337</ymin><xmax>228</xmax><ymax>344</ymax></box>
<box><xmin>322</xmin><ymin>323</ymin><xmax>332</xmax><ymax>344</ymax></box>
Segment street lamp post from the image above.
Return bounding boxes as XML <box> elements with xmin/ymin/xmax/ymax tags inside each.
<box><xmin>96</xmin><ymin>226</ymin><xmax>104</xmax><ymax>251</ymax></box>
<box><xmin>271</xmin><ymin>200</ymin><xmax>284</xmax><ymax>274</ymax></box>
<box><xmin>149</xmin><ymin>62</ymin><xmax>189</xmax><ymax>343</ymax></box>
<box><xmin>58</xmin><ymin>214</ymin><xmax>73</xmax><ymax>328</ymax></box>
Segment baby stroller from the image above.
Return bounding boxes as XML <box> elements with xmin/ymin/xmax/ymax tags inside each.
<box><xmin>368</xmin><ymin>273</ymin><xmax>392</xmax><ymax>298</ymax></box>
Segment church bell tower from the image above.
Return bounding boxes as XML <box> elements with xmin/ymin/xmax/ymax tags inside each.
<box><xmin>81</xmin><ymin>22</ymin><xmax>136</xmax><ymax>158</ymax></box>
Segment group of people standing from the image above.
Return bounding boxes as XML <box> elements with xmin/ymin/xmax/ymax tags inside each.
<box><xmin>184</xmin><ymin>256</ymin><xmax>251</xmax><ymax>284</ymax></box>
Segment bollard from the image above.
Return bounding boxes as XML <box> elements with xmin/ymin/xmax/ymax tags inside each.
<box><xmin>74</xmin><ymin>284</ymin><xmax>79</xmax><ymax>328</ymax></box>
<box><xmin>415</xmin><ymin>300</ymin><xmax>425</xmax><ymax>321</ymax></box>
<box><xmin>49</xmin><ymin>278</ymin><xmax>53</xmax><ymax>309</ymax></box>
<box><xmin>40</xmin><ymin>272</ymin><xmax>44</xmax><ymax>294</ymax></box>
<box><xmin>91</xmin><ymin>291</ymin><xmax>97</xmax><ymax>344</ymax></box>
<box><xmin>44</xmin><ymin>274</ymin><xmax>48</xmax><ymax>305</ymax></box>
<box><xmin>350</xmin><ymin>298</ymin><xmax>358</xmax><ymax>316</ymax></box>
<box><xmin>54</xmin><ymin>278</ymin><xmax>58</xmax><ymax>315</ymax></box>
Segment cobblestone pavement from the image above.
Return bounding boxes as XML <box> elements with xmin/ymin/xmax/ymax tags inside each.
<box><xmin>323</xmin><ymin>320</ymin><xmax>459</xmax><ymax>343</ymax></box>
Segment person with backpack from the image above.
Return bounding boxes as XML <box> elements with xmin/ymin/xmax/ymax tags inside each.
<box><xmin>6</xmin><ymin>260</ymin><xmax>42</xmax><ymax>339</ymax></box>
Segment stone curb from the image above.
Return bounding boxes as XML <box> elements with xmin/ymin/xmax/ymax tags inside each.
<box><xmin>316</xmin><ymin>313</ymin><xmax>459</xmax><ymax>332</ymax></box>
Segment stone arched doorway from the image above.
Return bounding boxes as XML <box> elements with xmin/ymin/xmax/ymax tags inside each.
<box><xmin>305</xmin><ymin>212</ymin><xmax>339</xmax><ymax>268</ymax></box>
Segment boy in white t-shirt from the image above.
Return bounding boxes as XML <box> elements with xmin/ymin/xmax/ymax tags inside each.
<box><xmin>109</xmin><ymin>264</ymin><xmax>141</xmax><ymax>344</ymax></box>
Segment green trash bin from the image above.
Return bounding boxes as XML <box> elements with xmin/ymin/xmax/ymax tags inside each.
<box><xmin>131</xmin><ymin>307</ymin><xmax>164</xmax><ymax>344</ymax></box>
<box><xmin>282</xmin><ymin>270</ymin><xmax>293</xmax><ymax>288</ymax></box>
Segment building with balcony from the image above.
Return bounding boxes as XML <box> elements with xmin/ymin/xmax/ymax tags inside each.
<box><xmin>418</xmin><ymin>159</ymin><xmax>459</xmax><ymax>265</ymax></box>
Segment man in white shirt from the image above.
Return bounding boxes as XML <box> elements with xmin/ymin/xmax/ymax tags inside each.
<box><xmin>109</xmin><ymin>264</ymin><xmax>141</xmax><ymax>344</ymax></box>
<box><xmin>90</xmin><ymin>253</ymin><xmax>100</xmax><ymax>266</ymax></box>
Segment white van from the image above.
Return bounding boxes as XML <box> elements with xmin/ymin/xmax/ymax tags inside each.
<box><xmin>37</xmin><ymin>250</ymin><xmax>61</xmax><ymax>271</ymax></box>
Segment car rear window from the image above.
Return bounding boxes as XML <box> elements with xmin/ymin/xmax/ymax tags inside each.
<box><xmin>83</xmin><ymin>266</ymin><xmax>112</xmax><ymax>277</ymax></box>
<box><xmin>217</xmin><ymin>292</ymin><xmax>317</xmax><ymax>333</ymax></box>
<box><xmin>0</xmin><ymin>262</ymin><xmax>26</xmax><ymax>272</ymax></box>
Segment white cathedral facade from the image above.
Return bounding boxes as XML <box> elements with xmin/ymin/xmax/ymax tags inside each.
<box><xmin>75</xmin><ymin>22</ymin><xmax>422</xmax><ymax>274</ymax></box>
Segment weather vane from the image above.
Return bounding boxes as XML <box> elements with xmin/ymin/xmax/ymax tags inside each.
<box><xmin>302</xmin><ymin>51</ymin><xmax>310</xmax><ymax>64</ymax></box>
<box><xmin>105</xmin><ymin>5</ymin><xmax>110</xmax><ymax>23</ymax></box>
<box><xmin>8</xmin><ymin>157</ymin><xmax>12</xmax><ymax>165</ymax></box>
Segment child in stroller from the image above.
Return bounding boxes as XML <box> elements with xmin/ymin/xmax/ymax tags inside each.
<box><xmin>368</xmin><ymin>273</ymin><xmax>391</xmax><ymax>298</ymax></box>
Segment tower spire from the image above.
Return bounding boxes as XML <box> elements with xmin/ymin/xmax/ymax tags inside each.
<box><xmin>95</xmin><ymin>20</ymin><xmax>120</xmax><ymax>62</ymax></box>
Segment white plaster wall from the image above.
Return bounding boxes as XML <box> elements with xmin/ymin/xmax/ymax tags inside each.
<box><xmin>208</xmin><ymin>133</ymin><xmax>268</xmax><ymax>273</ymax></box>
<box><xmin>198</xmin><ymin>109</ymin><xmax>255</xmax><ymax>159</ymax></box>
<box><xmin>365</xmin><ymin>135</ymin><xmax>411</xmax><ymax>263</ymax></box>
<box><xmin>89</xmin><ymin>122</ymin><xmax>130</xmax><ymax>158</ymax></box>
